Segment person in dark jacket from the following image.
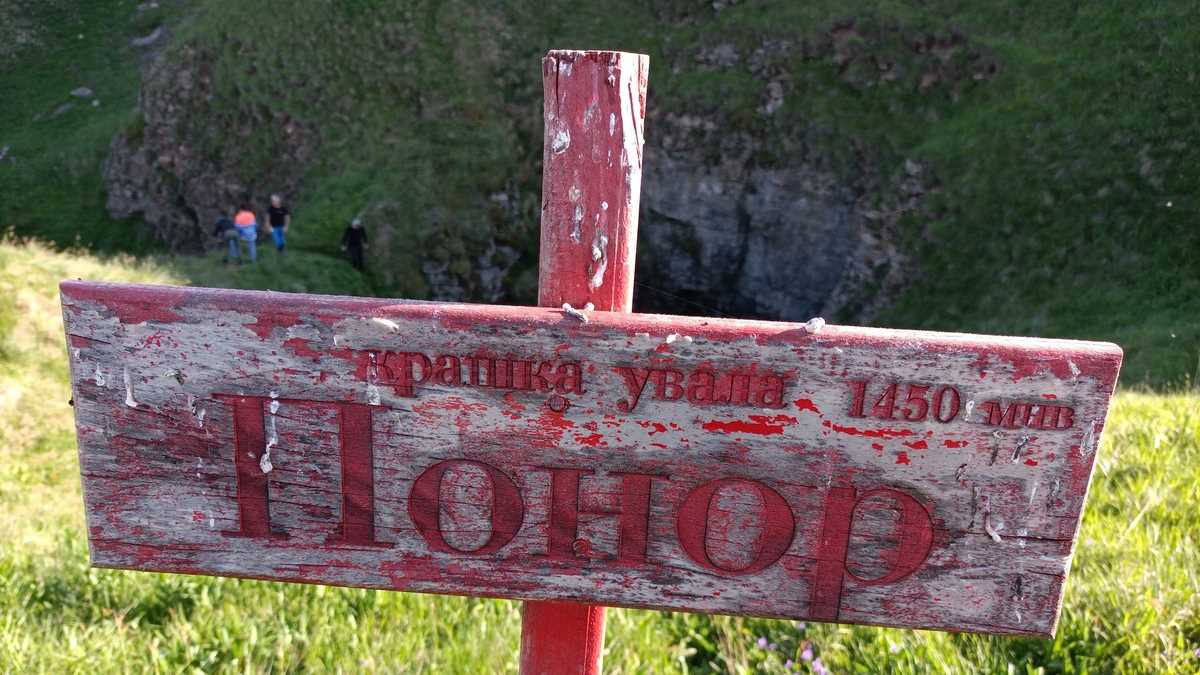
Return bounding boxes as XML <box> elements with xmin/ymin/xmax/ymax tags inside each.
<box><xmin>212</xmin><ymin>214</ymin><xmax>238</xmax><ymax>263</ymax></box>
<box><xmin>341</xmin><ymin>217</ymin><xmax>368</xmax><ymax>270</ymax></box>
<box><xmin>266</xmin><ymin>193</ymin><xmax>291</xmax><ymax>254</ymax></box>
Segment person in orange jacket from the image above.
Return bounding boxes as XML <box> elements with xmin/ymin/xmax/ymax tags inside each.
<box><xmin>233</xmin><ymin>203</ymin><xmax>259</xmax><ymax>263</ymax></box>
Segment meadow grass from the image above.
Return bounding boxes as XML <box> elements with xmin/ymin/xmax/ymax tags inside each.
<box><xmin>5</xmin><ymin>0</ymin><xmax>1198</xmax><ymax>386</ymax></box>
<box><xmin>1</xmin><ymin>239</ymin><xmax>1197</xmax><ymax>673</ymax></box>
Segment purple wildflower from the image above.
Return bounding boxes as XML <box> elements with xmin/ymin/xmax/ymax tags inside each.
<box><xmin>784</xmin><ymin>659</ymin><xmax>795</xmax><ymax>670</ymax></box>
<box><xmin>801</xmin><ymin>645</ymin><xmax>813</xmax><ymax>662</ymax></box>
<box><xmin>812</xmin><ymin>657</ymin><xmax>831</xmax><ymax>675</ymax></box>
<box><xmin>890</xmin><ymin>643</ymin><xmax>902</xmax><ymax>654</ymax></box>
<box><xmin>769</xmin><ymin>642</ymin><xmax>778</xmax><ymax>651</ymax></box>
<box><xmin>757</xmin><ymin>636</ymin><xmax>769</xmax><ymax>649</ymax></box>
<box><xmin>796</xmin><ymin>621</ymin><xmax>807</xmax><ymax>631</ymax></box>
<box><xmin>1194</xmin><ymin>647</ymin><xmax>1200</xmax><ymax>658</ymax></box>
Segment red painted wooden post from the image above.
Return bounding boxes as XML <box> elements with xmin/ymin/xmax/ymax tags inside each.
<box><xmin>523</xmin><ymin>49</ymin><xmax>649</xmax><ymax>675</ymax></box>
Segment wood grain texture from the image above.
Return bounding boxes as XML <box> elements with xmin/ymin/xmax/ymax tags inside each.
<box><xmin>61</xmin><ymin>281</ymin><xmax>1122</xmax><ymax>637</ymax></box>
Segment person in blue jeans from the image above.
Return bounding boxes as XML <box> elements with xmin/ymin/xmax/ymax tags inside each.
<box><xmin>266</xmin><ymin>194</ymin><xmax>290</xmax><ymax>254</ymax></box>
<box><xmin>234</xmin><ymin>204</ymin><xmax>259</xmax><ymax>263</ymax></box>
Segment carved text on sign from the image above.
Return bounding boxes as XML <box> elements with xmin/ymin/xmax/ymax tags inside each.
<box><xmin>62</xmin><ymin>282</ymin><xmax>1123</xmax><ymax>636</ymax></box>
<box><xmin>214</xmin><ymin>393</ymin><xmax>934</xmax><ymax>621</ymax></box>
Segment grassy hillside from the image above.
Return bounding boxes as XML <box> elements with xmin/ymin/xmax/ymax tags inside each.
<box><xmin>2</xmin><ymin>240</ymin><xmax>1198</xmax><ymax>672</ymax></box>
<box><xmin>0</xmin><ymin>0</ymin><xmax>158</xmax><ymax>251</ymax></box>
<box><xmin>2</xmin><ymin>1</ymin><xmax>1197</xmax><ymax>387</ymax></box>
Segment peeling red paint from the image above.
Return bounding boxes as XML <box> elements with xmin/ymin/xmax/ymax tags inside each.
<box><xmin>896</xmin><ymin>452</ymin><xmax>911</xmax><ymax>465</ymax></box>
<box><xmin>703</xmin><ymin>415</ymin><xmax>798</xmax><ymax>436</ymax></box>
<box><xmin>283</xmin><ymin>337</ymin><xmax>323</xmax><ymax>359</ymax></box>
<box><xmin>539</xmin><ymin>410</ymin><xmax>575</xmax><ymax>431</ymax></box>
<box><xmin>60</xmin><ymin>281</ymin><xmax>186</xmax><ymax>324</ymax></box>
<box><xmin>821</xmin><ymin>420</ymin><xmax>914</xmax><ymax>439</ymax></box>
<box><xmin>502</xmin><ymin>392</ymin><xmax>527</xmax><ymax>420</ymax></box>
<box><xmin>793</xmin><ymin>398</ymin><xmax>821</xmax><ymax>414</ymax></box>
<box><xmin>575</xmin><ymin>433</ymin><xmax>605</xmax><ymax>447</ymax></box>
<box><xmin>903</xmin><ymin>440</ymin><xmax>928</xmax><ymax>450</ymax></box>
<box><xmin>637</xmin><ymin>421</ymin><xmax>668</xmax><ymax>435</ymax></box>
<box><xmin>943</xmin><ymin>439</ymin><xmax>969</xmax><ymax>449</ymax></box>
<box><xmin>245</xmin><ymin>313</ymin><xmax>301</xmax><ymax>339</ymax></box>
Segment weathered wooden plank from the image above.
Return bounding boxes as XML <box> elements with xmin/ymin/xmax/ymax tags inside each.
<box><xmin>61</xmin><ymin>280</ymin><xmax>1122</xmax><ymax>637</ymax></box>
<box><xmin>527</xmin><ymin>48</ymin><xmax>648</xmax><ymax>675</ymax></box>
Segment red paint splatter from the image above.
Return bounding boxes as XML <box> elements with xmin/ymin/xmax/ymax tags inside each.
<box><xmin>191</xmin><ymin>511</ymin><xmax>205</xmax><ymax>522</ymax></box>
<box><xmin>654</xmin><ymin>343</ymin><xmax>671</xmax><ymax>353</ymax></box>
<box><xmin>500</xmin><ymin>392</ymin><xmax>526</xmax><ymax>420</ymax></box>
<box><xmin>650</xmin><ymin>442</ymin><xmax>668</xmax><ymax>449</ymax></box>
<box><xmin>821</xmin><ymin>420</ymin><xmax>914</xmax><ymax>439</ymax></box>
<box><xmin>703</xmin><ymin>415</ymin><xmax>798</xmax><ymax>436</ymax></box>
<box><xmin>282</xmin><ymin>337</ymin><xmax>323</xmax><ymax>359</ymax></box>
<box><xmin>793</xmin><ymin>398</ymin><xmax>821</xmax><ymax>414</ymax></box>
<box><xmin>575</xmin><ymin>433</ymin><xmax>605</xmax><ymax>447</ymax></box>
<box><xmin>540</xmin><ymin>411</ymin><xmax>576</xmax><ymax>431</ymax></box>
<box><xmin>637</xmin><ymin>421</ymin><xmax>668</xmax><ymax>435</ymax></box>
<box><xmin>896</xmin><ymin>452</ymin><xmax>911</xmax><ymax>465</ymax></box>
<box><xmin>1042</xmin><ymin>393</ymin><xmax>1058</xmax><ymax>400</ymax></box>
<box><xmin>871</xmin><ymin>442</ymin><xmax>884</xmax><ymax>451</ymax></box>
<box><xmin>245</xmin><ymin>313</ymin><xmax>301</xmax><ymax>339</ymax></box>
<box><xmin>903</xmin><ymin>440</ymin><xmax>928</xmax><ymax>450</ymax></box>
<box><xmin>1024</xmin><ymin>458</ymin><xmax>1039</xmax><ymax>466</ymax></box>
<box><xmin>943</xmin><ymin>439</ymin><xmax>969</xmax><ymax>448</ymax></box>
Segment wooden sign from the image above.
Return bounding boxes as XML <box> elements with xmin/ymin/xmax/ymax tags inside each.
<box><xmin>62</xmin><ymin>280</ymin><xmax>1121</xmax><ymax>637</ymax></box>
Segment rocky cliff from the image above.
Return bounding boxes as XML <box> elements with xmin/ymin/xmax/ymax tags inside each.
<box><xmin>103</xmin><ymin>3</ymin><xmax>996</xmax><ymax>322</ymax></box>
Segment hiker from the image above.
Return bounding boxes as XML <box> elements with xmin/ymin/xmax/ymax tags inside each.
<box><xmin>341</xmin><ymin>217</ymin><xmax>368</xmax><ymax>270</ymax></box>
<box><xmin>212</xmin><ymin>213</ymin><xmax>238</xmax><ymax>263</ymax></box>
<box><xmin>233</xmin><ymin>203</ymin><xmax>259</xmax><ymax>263</ymax></box>
<box><xmin>266</xmin><ymin>194</ymin><xmax>290</xmax><ymax>254</ymax></box>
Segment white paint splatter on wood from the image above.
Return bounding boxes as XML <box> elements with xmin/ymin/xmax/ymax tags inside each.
<box><xmin>122</xmin><ymin>367</ymin><xmax>137</xmax><ymax>408</ymax></box>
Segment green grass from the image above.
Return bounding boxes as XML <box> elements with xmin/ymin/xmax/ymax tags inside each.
<box><xmin>2</xmin><ymin>240</ymin><xmax>1198</xmax><ymax>673</ymax></box>
<box><xmin>163</xmin><ymin>248</ymin><xmax>374</xmax><ymax>297</ymax></box>
<box><xmin>0</xmin><ymin>0</ymin><xmax>163</xmax><ymax>252</ymax></box>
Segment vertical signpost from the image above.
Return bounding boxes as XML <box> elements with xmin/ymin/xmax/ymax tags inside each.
<box><xmin>523</xmin><ymin>49</ymin><xmax>649</xmax><ymax>675</ymax></box>
<box><xmin>60</xmin><ymin>49</ymin><xmax>1123</xmax><ymax>674</ymax></box>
